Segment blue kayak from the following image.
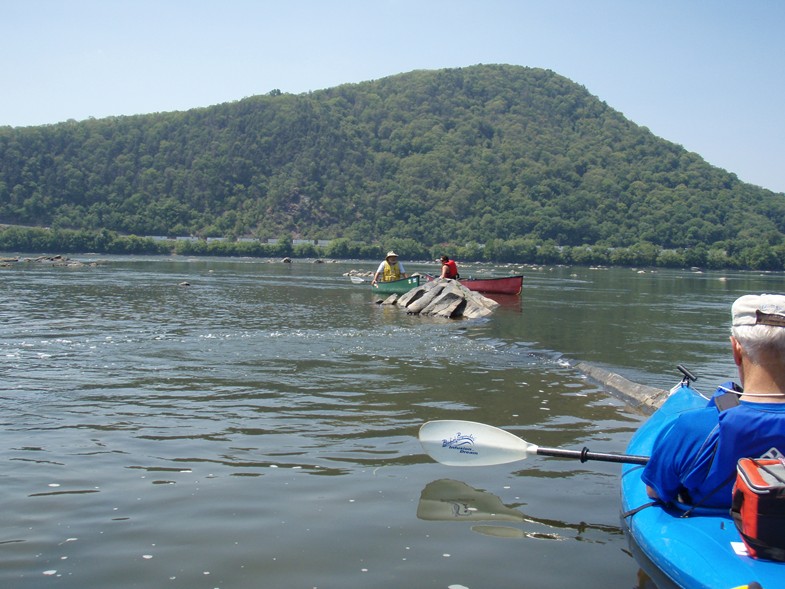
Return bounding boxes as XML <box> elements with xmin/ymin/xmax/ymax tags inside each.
<box><xmin>621</xmin><ymin>380</ymin><xmax>785</xmax><ymax>589</ymax></box>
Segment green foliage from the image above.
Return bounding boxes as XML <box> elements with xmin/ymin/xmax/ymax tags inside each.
<box><xmin>1</xmin><ymin>64</ymin><xmax>784</xmax><ymax>269</ymax></box>
<box><xmin>1</xmin><ymin>224</ymin><xmax>782</xmax><ymax>273</ymax></box>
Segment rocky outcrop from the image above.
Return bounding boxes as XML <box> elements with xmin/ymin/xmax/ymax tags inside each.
<box><xmin>377</xmin><ymin>277</ymin><xmax>499</xmax><ymax>319</ymax></box>
<box><xmin>0</xmin><ymin>255</ymin><xmax>99</xmax><ymax>268</ymax></box>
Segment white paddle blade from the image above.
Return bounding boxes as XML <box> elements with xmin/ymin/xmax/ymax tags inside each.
<box><xmin>419</xmin><ymin>420</ymin><xmax>533</xmax><ymax>467</ymax></box>
<box><xmin>349</xmin><ymin>276</ymin><xmax>365</xmax><ymax>284</ymax></box>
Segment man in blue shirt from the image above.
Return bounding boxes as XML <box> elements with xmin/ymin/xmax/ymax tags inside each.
<box><xmin>642</xmin><ymin>294</ymin><xmax>785</xmax><ymax>508</ymax></box>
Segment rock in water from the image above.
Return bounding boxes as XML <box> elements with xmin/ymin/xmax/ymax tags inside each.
<box><xmin>384</xmin><ymin>278</ymin><xmax>499</xmax><ymax>319</ymax></box>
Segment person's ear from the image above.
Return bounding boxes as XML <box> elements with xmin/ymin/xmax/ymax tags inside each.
<box><xmin>730</xmin><ymin>336</ymin><xmax>744</xmax><ymax>367</ymax></box>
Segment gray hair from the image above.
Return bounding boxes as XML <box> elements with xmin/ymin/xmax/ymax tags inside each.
<box><xmin>732</xmin><ymin>323</ymin><xmax>785</xmax><ymax>364</ymax></box>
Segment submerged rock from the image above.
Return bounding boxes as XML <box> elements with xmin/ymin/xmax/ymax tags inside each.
<box><xmin>575</xmin><ymin>361</ymin><xmax>668</xmax><ymax>413</ymax></box>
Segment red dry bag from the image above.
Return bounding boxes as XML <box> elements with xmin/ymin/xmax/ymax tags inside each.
<box><xmin>731</xmin><ymin>458</ymin><xmax>785</xmax><ymax>561</ymax></box>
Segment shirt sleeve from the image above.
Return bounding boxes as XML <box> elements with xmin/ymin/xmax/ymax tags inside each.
<box><xmin>641</xmin><ymin>420</ymin><xmax>684</xmax><ymax>503</ymax></box>
<box><xmin>641</xmin><ymin>408</ymin><xmax>719</xmax><ymax>503</ymax></box>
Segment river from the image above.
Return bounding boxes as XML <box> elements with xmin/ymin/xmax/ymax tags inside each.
<box><xmin>1</xmin><ymin>256</ymin><xmax>781</xmax><ymax>589</ymax></box>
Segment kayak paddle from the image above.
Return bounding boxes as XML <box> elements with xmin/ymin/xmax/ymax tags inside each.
<box><xmin>419</xmin><ymin>420</ymin><xmax>649</xmax><ymax>467</ymax></box>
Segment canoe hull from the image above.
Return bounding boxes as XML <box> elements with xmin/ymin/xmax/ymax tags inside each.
<box><xmin>621</xmin><ymin>382</ymin><xmax>784</xmax><ymax>588</ymax></box>
<box><xmin>372</xmin><ymin>276</ymin><xmax>420</xmax><ymax>295</ymax></box>
<box><xmin>460</xmin><ymin>275</ymin><xmax>523</xmax><ymax>295</ymax></box>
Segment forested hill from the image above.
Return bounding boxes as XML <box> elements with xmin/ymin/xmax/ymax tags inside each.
<box><xmin>1</xmin><ymin>64</ymin><xmax>783</xmax><ymax>261</ymax></box>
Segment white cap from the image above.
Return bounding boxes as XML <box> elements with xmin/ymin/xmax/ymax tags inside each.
<box><xmin>732</xmin><ymin>294</ymin><xmax>785</xmax><ymax>327</ymax></box>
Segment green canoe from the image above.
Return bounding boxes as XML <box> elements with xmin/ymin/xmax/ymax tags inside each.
<box><xmin>372</xmin><ymin>276</ymin><xmax>420</xmax><ymax>295</ymax></box>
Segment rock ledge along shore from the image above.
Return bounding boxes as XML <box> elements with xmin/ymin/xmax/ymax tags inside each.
<box><xmin>0</xmin><ymin>255</ymin><xmax>101</xmax><ymax>268</ymax></box>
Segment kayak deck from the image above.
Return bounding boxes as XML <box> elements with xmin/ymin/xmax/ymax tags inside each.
<box><xmin>620</xmin><ymin>382</ymin><xmax>784</xmax><ymax>589</ymax></box>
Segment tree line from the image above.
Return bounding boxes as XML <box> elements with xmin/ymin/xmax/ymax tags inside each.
<box><xmin>2</xmin><ymin>225</ymin><xmax>783</xmax><ymax>271</ymax></box>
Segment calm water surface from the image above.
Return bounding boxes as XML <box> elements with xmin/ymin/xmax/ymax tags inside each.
<box><xmin>1</xmin><ymin>256</ymin><xmax>782</xmax><ymax>589</ymax></box>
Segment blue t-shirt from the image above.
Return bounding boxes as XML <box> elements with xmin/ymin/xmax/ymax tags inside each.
<box><xmin>641</xmin><ymin>400</ymin><xmax>785</xmax><ymax>508</ymax></box>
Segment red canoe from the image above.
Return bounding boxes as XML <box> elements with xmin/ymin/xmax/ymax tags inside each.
<box><xmin>460</xmin><ymin>275</ymin><xmax>523</xmax><ymax>295</ymax></box>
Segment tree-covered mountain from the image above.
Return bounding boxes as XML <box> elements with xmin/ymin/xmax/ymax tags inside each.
<box><xmin>1</xmin><ymin>64</ymin><xmax>784</xmax><ymax>265</ymax></box>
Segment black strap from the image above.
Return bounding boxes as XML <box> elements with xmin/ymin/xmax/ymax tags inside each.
<box><xmin>621</xmin><ymin>500</ymin><xmax>658</xmax><ymax>519</ymax></box>
<box><xmin>714</xmin><ymin>392</ymin><xmax>740</xmax><ymax>412</ymax></box>
<box><xmin>738</xmin><ymin>530</ymin><xmax>785</xmax><ymax>562</ymax></box>
<box><xmin>679</xmin><ymin>471</ymin><xmax>737</xmax><ymax>518</ymax></box>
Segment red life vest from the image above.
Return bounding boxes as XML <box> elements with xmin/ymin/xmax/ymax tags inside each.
<box><xmin>443</xmin><ymin>259</ymin><xmax>459</xmax><ymax>279</ymax></box>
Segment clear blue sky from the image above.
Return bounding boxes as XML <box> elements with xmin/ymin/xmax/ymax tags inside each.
<box><xmin>3</xmin><ymin>0</ymin><xmax>783</xmax><ymax>193</ymax></box>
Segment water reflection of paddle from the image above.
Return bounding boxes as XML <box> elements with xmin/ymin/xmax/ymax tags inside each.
<box><xmin>417</xmin><ymin>479</ymin><xmax>620</xmax><ymax>541</ymax></box>
<box><xmin>417</xmin><ymin>479</ymin><xmax>525</xmax><ymax>522</ymax></box>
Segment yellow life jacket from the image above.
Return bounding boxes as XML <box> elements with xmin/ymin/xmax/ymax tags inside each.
<box><xmin>383</xmin><ymin>261</ymin><xmax>401</xmax><ymax>281</ymax></box>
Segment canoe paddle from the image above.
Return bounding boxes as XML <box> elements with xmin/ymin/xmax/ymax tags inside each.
<box><xmin>419</xmin><ymin>420</ymin><xmax>649</xmax><ymax>467</ymax></box>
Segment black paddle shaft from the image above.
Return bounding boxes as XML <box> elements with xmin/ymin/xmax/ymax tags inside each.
<box><xmin>535</xmin><ymin>446</ymin><xmax>649</xmax><ymax>466</ymax></box>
